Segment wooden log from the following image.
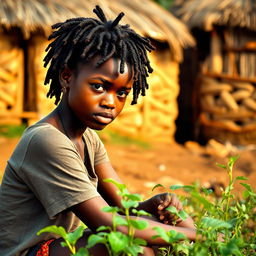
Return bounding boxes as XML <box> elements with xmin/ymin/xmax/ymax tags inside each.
<box><xmin>218</xmin><ymin>120</ymin><xmax>241</xmax><ymax>131</ymax></box>
<box><xmin>220</xmin><ymin>91</ymin><xmax>239</xmax><ymax>111</ymax></box>
<box><xmin>0</xmin><ymin>89</ymin><xmax>14</xmax><ymax>106</ymax></box>
<box><xmin>210</xmin><ymin>30</ymin><xmax>223</xmax><ymax>73</ymax></box>
<box><xmin>242</xmin><ymin>123</ymin><xmax>256</xmax><ymax>131</ymax></box>
<box><xmin>252</xmin><ymin>91</ymin><xmax>256</xmax><ymax>100</ymax></box>
<box><xmin>200</xmin><ymin>113</ymin><xmax>241</xmax><ymax>132</ymax></box>
<box><xmin>242</xmin><ymin>98</ymin><xmax>256</xmax><ymax>111</ymax></box>
<box><xmin>230</xmin><ymin>82</ymin><xmax>254</xmax><ymax>92</ymax></box>
<box><xmin>213</xmin><ymin>108</ymin><xmax>256</xmax><ymax>120</ymax></box>
<box><xmin>232</xmin><ymin>89</ymin><xmax>252</xmax><ymax>101</ymax></box>
<box><xmin>201</xmin><ymin>94</ymin><xmax>215</xmax><ymax>106</ymax></box>
<box><xmin>200</xmin><ymin>83</ymin><xmax>232</xmax><ymax>95</ymax></box>
<box><xmin>201</xmin><ymin>104</ymin><xmax>227</xmax><ymax>115</ymax></box>
<box><xmin>0</xmin><ymin>67</ymin><xmax>16</xmax><ymax>82</ymax></box>
<box><xmin>201</xmin><ymin>76</ymin><xmax>219</xmax><ymax>85</ymax></box>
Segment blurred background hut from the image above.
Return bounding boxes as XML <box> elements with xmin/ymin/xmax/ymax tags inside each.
<box><xmin>172</xmin><ymin>0</ymin><xmax>256</xmax><ymax>145</ymax></box>
<box><xmin>0</xmin><ymin>0</ymin><xmax>195</xmax><ymax>142</ymax></box>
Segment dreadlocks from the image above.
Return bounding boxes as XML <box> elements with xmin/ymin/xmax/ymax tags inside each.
<box><xmin>43</xmin><ymin>5</ymin><xmax>155</xmax><ymax>105</ymax></box>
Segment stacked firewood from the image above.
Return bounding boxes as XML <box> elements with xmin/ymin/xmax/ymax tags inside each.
<box><xmin>200</xmin><ymin>76</ymin><xmax>256</xmax><ymax>132</ymax></box>
<box><xmin>0</xmin><ymin>35</ymin><xmax>23</xmax><ymax>122</ymax></box>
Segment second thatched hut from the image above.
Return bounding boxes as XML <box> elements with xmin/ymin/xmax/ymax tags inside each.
<box><xmin>176</xmin><ymin>0</ymin><xmax>256</xmax><ymax>145</ymax></box>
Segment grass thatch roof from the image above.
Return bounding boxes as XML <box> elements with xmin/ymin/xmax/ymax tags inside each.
<box><xmin>0</xmin><ymin>0</ymin><xmax>195</xmax><ymax>62</ymax></box>
<box><xmin>175</xmin><ymin>0</ymin><xmax>256</xmax><ymax>31</ymax></box>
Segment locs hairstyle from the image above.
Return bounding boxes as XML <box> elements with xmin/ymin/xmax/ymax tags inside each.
<box><xmin>43</xmin><ymin>5</ymin><xmax>155</xmax><ymax>105</ymax></box>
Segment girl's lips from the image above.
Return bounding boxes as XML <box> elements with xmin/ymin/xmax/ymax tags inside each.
<box><xmin>93</xmin><ymin>113</ymin><xmax>114</xmax><ymax>124</ymax></box>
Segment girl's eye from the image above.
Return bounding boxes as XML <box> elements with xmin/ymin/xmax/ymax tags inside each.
<box><xmin>90</xmin><ymin>83</ymin><xmax>104</xmax><ymax>92</ymax></box>
<box><xmin>117</xmin><ymin>90</ymin><xmax>129</xmax><ymax>98</ymax></box>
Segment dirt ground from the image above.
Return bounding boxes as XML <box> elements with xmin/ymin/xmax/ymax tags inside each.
<box><xmin>0</xmin><ymin>136</ymin><xmax>255</xmax><ymax>199</ymax></box>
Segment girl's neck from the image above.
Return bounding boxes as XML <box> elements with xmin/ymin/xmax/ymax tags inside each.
<box><xmin>56</xmin><ymin>100</ymin><xmax>86</xmax><ymax>141</ymax></box>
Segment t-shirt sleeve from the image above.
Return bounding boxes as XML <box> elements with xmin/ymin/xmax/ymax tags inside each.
<box><xmin>20</xmin><ymin>128</ymin><xmax>100</xmax><ymax>218</ymax></box>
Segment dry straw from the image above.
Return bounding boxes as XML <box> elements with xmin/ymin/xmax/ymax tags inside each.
<box><xmin>0</xmin><ymin>0</ymin><xmax>195</xmax><ymax>61</ymax></box>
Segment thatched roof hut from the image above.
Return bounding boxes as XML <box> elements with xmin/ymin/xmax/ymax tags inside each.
<box><xmin>0</xmin><ymin>0</ymin><xmax>195</xmax><ymax>61</ymax></box>
<box><xmin>176</xmin><ymin>0</ymin><xmax>256</xmax><ymax>32</ymax></box>
<box><xmin>174</xmin><ymin>0</ymin><xmax>256</xmax><ymax>145</ymax></box>
<box><xmin>0</xmin><ymin>0</ymin><xmax>195</xmax><ymax>141</ymax></box>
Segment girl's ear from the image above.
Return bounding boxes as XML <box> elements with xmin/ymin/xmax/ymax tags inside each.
<box><xmin>59</xmin><ymin>68</ymin><xmax>72</xmax><ymax>89</ymax></box>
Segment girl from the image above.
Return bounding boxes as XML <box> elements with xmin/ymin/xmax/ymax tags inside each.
<box><xmin>0</xmin><ymin>6</ymin><xmax>195</xmax><ymax>256</ymax></box>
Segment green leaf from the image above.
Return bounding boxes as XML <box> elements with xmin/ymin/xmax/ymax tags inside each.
<box><xmin>102</xmin><ymin>206</ymin><xmax>120</xmax><ymax>213</ymax></box>
<box><xmin>121</xmin><ymin>199</ymin><xmax>139</xmax><ymax>209</ymax></box>
<box><xmin>86</xmin><ymin>234</ymin><xmax>105</xmax><ymax>248</ymax></box>
<box><xmin>201</xmin><ymin>217</ymin><xmax>232</xmax><ymax>230</ymax></box>
<box><xmin>103</xmin><ymin>178</ymin><xmax>126</xmax><ymax>192</ymax></box>
<box><xmin>37</xmin><ymin>225</ymin><xmax>67</xmax><ymax>239</ymax></box>
<box><xmin>73</xmin><ymin>247</ymin><xmax>89</xmax><ymax>256</ymax></box>
<box><xmin>191</xmin><ymin>192</ymin><xmax>214</xmax><ymax>210</ymax></box>
<box><xmin>152</xmin><ymin>226</ymin><xmax>169</xmax><ymax>242</ymax></box>
<box><xmin>219</xmin><ymin>237</ymin><xmax>243</xmax><ymax>256</ymax></box>
<box><xmin>152</xmin><ymin>184</ymin><xmax>165</xmax><ymax>191</ymax></box>
<box><xmin>113</xmin><ymin>215</ymin><xmax>128</xmax><ymax>226</ymax></box>
<box><xmin>240</xmin><ymin>183</ymin><xmax>253</xmax><ymax>192</ymax></box>
<box><xmin>235</xmin><ymin>176</ymin><xmax>248</xmax><ymax>181</ymax></box>
<box><xmin>242</xmin><ymin>189</ymin><xmax>250</xmax><ymax>199</ymax></box>
<box><xmin>177</xmin><ymin>210</ymin><xmax>188</xmax><ymax>221</ymax></box>
<box><xmin>131</xmin><ymin>209</ymin><xmax>152</xmax><ymax>217</ymax></box>
<box><xmin>166</xmin><ymin>206</ymin><xmax>178</xmax><ymax>214</ymax></box>
<box><xmin>130</xmin><ymin>219</ymin><xmax>148</xmax><ymax>230</ymax></box>
<box><xmin>176</xmin><ymin>243</ymin><xmax>189</xmax><ymax>255</ymax></box>
<box><xmin>60</xmin><ymin>241</ymin><xmax>68</xmax><ymax>248</ymax></box>
<box><xmin>169</xmin><ymin>184</ymin><xmax>184</xmax><ymax>190</ymax></box>
<box><xmin>133</xmin><ymin>237</ymin><xmax>147</xmax><ymax>246</ymax></box>
<box><xmin>125</xmin><ymin>193</ymin><xmax>142</xmax><ymax>201</ymax></box>
<box><xmin>96</xmin><ymin>226</ymin><xmax>111</xmax><ymax>232</ymax></box>
<box><xmin>169</xmin><ymin>184</ymin><xmax>194</xmax><ymax>192</ymax></box>
<box><xmin>66</xmin><ymin>226</ymin><xmax>85</xmax><ymax>245</ymax></box>
<box><xmin>228</xmin><ymin>155</ymin><xmax>239</xmax><ymax>170</ymax></box>
<box><xmin>216</xmin><ymin>163</ymin><xmax>227</xmax><ymax>169</ymax></box>
<box><xmin>108</xmin><ymin>232</ymin><xmax>128</xmax><ymax>253</ymax></box>
<box><xmin>168</xmin><ymin>230</ymin><xmax>186</xmax><ymax>241</ymax></box>
<box><xmin>126</xmin><ymin>244</ymin><xmax>144</xmax><ymax>256</ymax></box>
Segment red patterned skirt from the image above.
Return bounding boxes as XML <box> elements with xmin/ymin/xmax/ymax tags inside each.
<box><xmin>26</xmin><ymin>239</ymin><xmax>55</xmax><ymax>256</ymax></box>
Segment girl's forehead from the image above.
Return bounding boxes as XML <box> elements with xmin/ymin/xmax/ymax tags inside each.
<box><xmin>77</xmin><ymin>57</ymin><xmax>133</xmax><ymax>81</ymax></box>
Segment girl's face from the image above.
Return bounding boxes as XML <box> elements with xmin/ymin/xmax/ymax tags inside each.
<box><xmin>61</xmin><ymin>57</ymin><xmax>133</xmax><ymax>130</ymax></box>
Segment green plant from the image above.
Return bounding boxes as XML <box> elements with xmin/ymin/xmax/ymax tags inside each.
<box><xmin>161</xmin><ymin>155</ymin><xmax>256</xmax><ymax>256</ymax></box>
<box><xmin>37</xmin><ymin>156</ymin><xmax>256</xmax><ymax>255</ymax></box>
<box><xmin>38</xmin><ymin>224</ymin><xmax>87</xmax><ymax>256</ymax></box>
<box><xmin>37</xmin><ymin>179</ymin><xmax>152</xmax><ymax>256</ymax></box>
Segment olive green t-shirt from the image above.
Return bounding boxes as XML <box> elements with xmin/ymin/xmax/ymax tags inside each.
<box><xmin>0</xmin><ymin>123</ymin><xmax>109</xmax><ymax>256</ymax></box>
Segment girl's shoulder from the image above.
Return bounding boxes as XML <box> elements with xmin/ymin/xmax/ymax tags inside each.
<box><xmin>22</xmin><ymin>122</ymin><xmax>72</xmax><ymax>149</ymax></box>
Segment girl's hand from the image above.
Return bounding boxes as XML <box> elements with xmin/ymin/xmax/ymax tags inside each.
<box><xmin>141</xmin><ymin>193</ymin><xmax>183</xmax><ymax>225</ymax></box>
<box><xmin>155</xmin><ymin>193</ymin><xmax>183</xmax><ymax>225</ymax></box>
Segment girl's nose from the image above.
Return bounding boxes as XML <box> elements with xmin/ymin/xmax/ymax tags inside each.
<box><xmin>100</xmin><ymin>94</ymin><xmax>115</xmax><ymax>109</ymax></box>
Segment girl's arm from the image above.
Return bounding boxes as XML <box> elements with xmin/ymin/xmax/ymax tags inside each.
<box><xmin>95</xmin><ymin>162</ymin><xmax>195</xmax><ymax>229</ymax></box>
<box><xmin>71</xmin><ymin>195</ymin><xmax>196</xmax><ymax>245</ymax></box>
<box><xmin>95</xmin><ymin>162</ymin><xmax>124</xmax><ymax>208</ymax></box>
